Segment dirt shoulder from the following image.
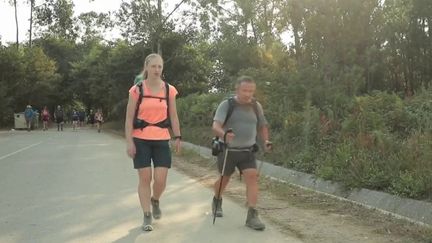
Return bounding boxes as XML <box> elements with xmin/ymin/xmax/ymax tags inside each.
<box><xmin>104</xmin><ymin>126</ymin><xmax>432</xmax><ymax>242</ymax></box>
<box><xmin>173</xmin><ymin>149</ymin><xmax>432</xmax><ymax>243</ymax></box>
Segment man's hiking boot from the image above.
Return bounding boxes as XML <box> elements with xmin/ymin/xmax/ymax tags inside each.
<box><xmin>245</xmin><ymin>207</ymin><xmax>265</xmax><ymax>231</ymax></box>
<box><xmin>212</xmin><ymin>196</ymin><xmax>223</xmax><ymax>217</ymax></box>
<box><xmin>151</xmin><ymin>197</ymin><xmax>162</xmax><ymax>219</ymax></box>
<box><xmin>142</xmin><ymin>212</ymin><xmax>153</xmax><ymax>231</ymax></box>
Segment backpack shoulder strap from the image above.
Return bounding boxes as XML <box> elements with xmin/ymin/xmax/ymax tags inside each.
<box><xmin>134</xmin><ymin>82</ymin><xmax>170</xmax><ymax>122</ymax></box>
<box><xmin>222</xmin><ymin>97</ymin><xmax>259</xmax><ymax>126</ymax></box>
<box><xmin>222</xmin><ymin>97</ymin><xmax>236</xmax><ymax>126</ymax></box>
<box><xmin>134</xmin><ymin>83</ymin><xmax>144</xmax><ymax>120</ymax></box>
<box><xmin>251</xmin><ymin>99</ymin><xmax>260</xmax><ymax>130</ymax></box>
<box><xmin>251</xmin><ymin>98</ymin><xmax>259</xmax><ymax>118</ymax></box>
<box><xmin>164</xmin><ymin>82</ymin><xmax>170</xmax><ymax>119</ymax></box>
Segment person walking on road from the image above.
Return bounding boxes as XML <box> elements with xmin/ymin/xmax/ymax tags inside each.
<box><xmin>211</xmin><ymin>76</ymin><xmax>272</xmax><ymax>231</ymax></box>
<box><xmin>54</xmin><ymin>105</ymin><xmax>64</xmax><ymax>131</ymax></box>
<box><xmin>79</xmin><ymin>110</ymin><xmax>86</xmax><ymax>128</ymax></box>
<box><xmin>41</xmin><ymin>106</ymin><xmax>50</xmax><ymax>131</ymax></box>
<box><xmin>72</xmin><ymin>109</ymin><xmax>79</xmax><ymax>131</ymax></box>
<box><xmin>88</xmin><ymin>109</ymin><xmax>95</xmax><ymax>127</ymax></box>
<box><xmin>125</xmin><ymin>53</ymin><xmax>182</xmax><ymax>232</ymax></box>
<box><xmin>24</xmin><ymin>105</ymin><xmax>34</xmax><ymax>132</ymax></box>
<box><xmin>94</xmin><ymin>109</ymin><xmax>104</xmax><ymax>133</ymax></box>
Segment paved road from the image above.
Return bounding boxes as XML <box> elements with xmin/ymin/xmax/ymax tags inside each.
<box><xmin>0</xmin><ymin>128</ymin><xmax>300</xmax><ymax>243</ymax></box>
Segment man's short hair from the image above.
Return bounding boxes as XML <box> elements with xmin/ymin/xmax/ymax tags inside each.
<box><xmin>235</xmin><ymin>76</ymin><xmax>255</xmax><ymax>87</ymax></box>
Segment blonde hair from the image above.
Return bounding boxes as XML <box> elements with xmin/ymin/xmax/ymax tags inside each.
<box><xmin>142</xmin><ymin>53</ymin><xmax>163</xmax><ymax>78</ymax></box>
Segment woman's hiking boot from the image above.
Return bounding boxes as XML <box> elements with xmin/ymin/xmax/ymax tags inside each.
<box><xmin>212</xmin><ymin>196</ymin><xmax>223</xmax><ymax>217</ymax></box>
<box><xmin>245</xmin><ymin>207</ymin><xmax>265</xmax><ymax>231</ymax></box>
<box><xmin>142</xmin><ymin>212</ymin><xmax>153</xmax><ymax>231</ymax></box>
<box><xmin>151</xmin><ymin>197</ymin><xmax>162</xmax><ymax>219</ymax></box>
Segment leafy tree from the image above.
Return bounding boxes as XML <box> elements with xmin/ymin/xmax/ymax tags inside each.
<box><xmin>0</xmin><ymin>45</ymin><xmax>25</xmax><ymax>125</ymax></box>
<box><xmin>0</xmin><ymin>45</ymin><xmax>59</xmax><ymax>125</ymax></box>
<box><xmin>382</xmin><ymin>0</ymin><xmax>432</xmax><ymax>94</ymax></box>
<box><xmin>34</xmin><ymin>0</ymin><xmax>77</xmax><ymax>40</ymax></box>
<box><xmin>19</xmin><ymin>47</ymin><xmax>60</xmax><ymax>110</ymax></box>
<box><xmin>161</xmin><ymin>30</ymin><xmax>214</xmax><ymax>95</ymax></box>
<box><xmin>116</xmin><ymin>0</ymin><xmax>169</xmax><ymax>52</ymax></box>
<box><xmin>33</xmin><ymin>36</ymin><xmax>79</xmax><ymax>106</ymax></box>
<box><xmin>76</xmin><ymin>11</ymin><xmax>113</xmax><ymax>43</ymax></box>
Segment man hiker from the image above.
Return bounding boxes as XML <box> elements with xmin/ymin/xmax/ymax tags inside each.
<box><xmin>211</xmin><ymin>76</ymin><xmax>272</xmax><ymax>231</ymax></box>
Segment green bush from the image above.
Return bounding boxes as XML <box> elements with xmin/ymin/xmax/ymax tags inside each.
<box><xmin>395</xmin><ymin>132</ymin><xmax>432</xmax><ymax>193</ymax></box>
<box><xmin>175</xmin><ymin>86</ymin><xmax>432</xmax><ymax>200</ymax></box>
<box><xmin>342</xmin><ymin>91</ymin><xmax>405</xmax><ymax>135</ymax></box>
<box><xmin>109</xmin><ymin>98</ymin><xmax>127</xmax><ymax>122</ymax></box>
<box><xmin>182</xmin><ymin>126</ymin><xmax>213</xmax><ymax>148</ymax></box>
<box><xmin>390</xmin><ymin>171</ymin><xmax>432</xmax><ymax>199</ymax></box>
<box><xmin>285</xmin><ymin>147</ymin><xmax>321</xmax><ymax>173</ymax></box>
<box><xmin>0</xmin><ymin>83</ymin><xmax>14</xmax><ymax>127</ymax></box>
<box><xmin>177</xmin><ymin>93</ymin><xmax>226</xmax><ymax>127</ymax></box>
<box><xmin>404</xmin><ymin>87</ymin><xmax>432</xmax><ymax>134</ymax></box>
<box><xmin>316</xmin><ymin>141</ymin><xmax>395</xmax><ymax>190</ymax></box>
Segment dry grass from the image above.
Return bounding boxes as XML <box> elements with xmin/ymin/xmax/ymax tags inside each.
<box><xmin>173</xmin><ymin>148</ymin><xmax>432</xmax><ymax>243</ymax></box>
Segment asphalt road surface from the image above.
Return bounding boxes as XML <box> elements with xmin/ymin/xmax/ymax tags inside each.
<box><xmin>0</xmin><ymin>128</ymin><xmax>299</xmax><ymax>243</ymax></box>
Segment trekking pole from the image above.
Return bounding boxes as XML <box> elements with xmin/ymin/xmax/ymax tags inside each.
<box><xmin>257</xmin><ymin>159</ymin><xmax>265</xmax><ymax>177</ymax></box>
<box><xmin>257</xmin><ymin>142</ymin><xmax>272</xmax><ymax>177</ymax></box>
<box><xmin>213</xmin><ymin>128</ymin><xmax>233</xmax><ymax>225</ymax></box>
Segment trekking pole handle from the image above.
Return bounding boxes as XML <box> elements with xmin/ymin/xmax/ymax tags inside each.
<box><xmin>265</xmin><ymin>140</ymin><xmax>273</xmax><ymax>150</ymax></box>
<box><xmin>223</xmin><ymin>128</ymin><xmax>233</xmax><ymax>144</ymax></box>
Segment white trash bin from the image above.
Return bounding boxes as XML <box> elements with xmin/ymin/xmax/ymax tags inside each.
<box><xmin>14</xmin><ymin>113</ymin><xmax>27</xmax><ymax>129</ymax></box>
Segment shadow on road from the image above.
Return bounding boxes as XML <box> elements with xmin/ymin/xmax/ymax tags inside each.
<box><xmin>113</xmin><ymin>226</ymin><xmax>142</xmax><ymax>243</ymax></box>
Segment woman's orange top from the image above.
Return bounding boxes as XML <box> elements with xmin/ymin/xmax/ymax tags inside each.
<box><xmin>129</xmin><ymin>81</ymin><xmax>178</xmax><ymax>140</ymax></box>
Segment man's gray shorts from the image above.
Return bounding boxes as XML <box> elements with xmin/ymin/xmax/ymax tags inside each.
<box><xmin>217</xmin><ymin>147</ymin><xmax>257</xmax><ymax>176</ymax></box>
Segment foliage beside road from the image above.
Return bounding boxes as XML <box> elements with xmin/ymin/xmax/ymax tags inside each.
<box><xmin>176</xmin><ymin>88</ymin><xmax>432</xmax><ymax>200</ymax></box>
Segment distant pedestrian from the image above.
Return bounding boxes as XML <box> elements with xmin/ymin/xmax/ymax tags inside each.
<box><xmin>54</xmin><ymin>105</ymin><xmax>64</xmax><ymax>131</ymax></box>
<box><xmin>41</xmin><ymin>106</ymin><xmax>50</xmax><ymax>131</ymax></box>
<box><xmin>79</xmin><ymin>110</ymin><xmax>85</xmax><ymax>127</ymax></box>
<box><xmin>24</xmin><ymin>105</ymin><xmax>34</xmax><ymax>132</ymax></box>
<box><xmin>88</xmin><ymin>109</ymin><xmax>95</xmax><ymax>127</ymax></box>
<box><xmin>72</xmin><ymin>109</ymin><xmax>79</xmax><ymax>131</ymax></box>
<box><xmin>94</xmin><ymin>109</ymin><xmax>104</xmax><ymax>133</ymax></box>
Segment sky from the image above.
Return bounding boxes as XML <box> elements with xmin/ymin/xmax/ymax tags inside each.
<box><xmin>0</xmin><ymin>0</ymin><xmax>181</xmax><ymax>44</ymax></box>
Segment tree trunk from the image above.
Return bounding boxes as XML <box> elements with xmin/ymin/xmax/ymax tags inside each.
<box><xmin>292</xmin><ymin>25</ymin><xmax>301</xmax><ymax>62</ymax></box>
<box><xmin>157</xmin><ymin>0</ymin><xmax>162</xmax><ymax>55</ymax></box>
<box><xmin>429</xmin><ymin>17</ymin><xmax>432</xmax><ymax>88</ymax></box>
<box><xmin>29</xmin><ymin>0</ymin><xmax>34</xmax><ymax>48</ymax></box>
<box><xmin>14</xmin><ymin>0</ymin><xmax>19</xmax><ymax>49</ymax></box>
<box><xmin>250</xmin><ymin>19</ymin><xmax>259</xmax><ymax>44</ymax></box>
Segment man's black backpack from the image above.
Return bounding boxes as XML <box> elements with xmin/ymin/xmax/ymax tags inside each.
<box><xmin>211</xmin><ymin>97</ymin><xmax>259</xmax><ymax>155</ymax></box>
<box><xmin>133</xmin><ymin>81</ymin><xmax>171</xmax><ymax>129</ymax></box>
<box><xmin>222</xmin><ymin>97</ymin><xmax>259</xmax><ymax>126</ymax></box>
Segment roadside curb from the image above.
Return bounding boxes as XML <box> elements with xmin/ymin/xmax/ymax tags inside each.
<box><xmin>182</xmin><ymin>141</ymin><xmax>432</xmax><ymax>227</ymax></box>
